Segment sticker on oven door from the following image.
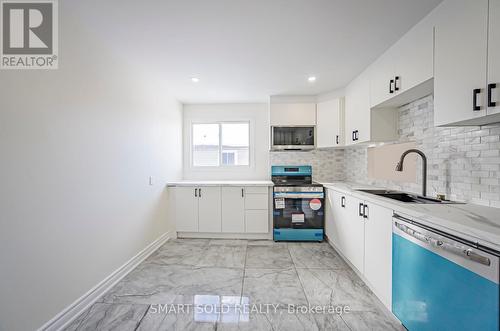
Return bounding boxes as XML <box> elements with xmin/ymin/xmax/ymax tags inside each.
<box><xmin>292</xmin><ymin>213</ymin><xmax>305</xmax><ymax>223</ymax></box>
<box><xmin>309</xmin><ymin>198</ymin><xmax>322</xmax><ymax>211</ymax></box>
<box><xmin>275</xmin><ymin>197</ymin><xmax>285</xmax><ymax>209</ymax></box>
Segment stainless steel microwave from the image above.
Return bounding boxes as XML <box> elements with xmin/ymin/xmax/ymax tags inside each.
<box><xmin>271</xmin><ymin>126</ymin><xmax>315</xmax><ymax>150</ymax></box>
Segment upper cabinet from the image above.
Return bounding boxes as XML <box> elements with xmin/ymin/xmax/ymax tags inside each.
<box><xmin>270</xmin><ymin>100</ymin><xmax>316</xmax><ymax>126</ymax></box>
<box><xmin>316</xmin><ymin>97</ymin><xmax>345</xmax><ymax>148</ymax></box>
<box><xmin>434</xmin><ymin>0</ymin><xmax>500</xmax><ymax>126</ymax></box>
<box><xmin>370</xmin><ymin>14</ymin><xmax>434</xmax><ymax>108</ymax></box>
<box><xmin>488</xmin><ymin>0</ymin><xmax>500</xmax><ymax>116</ymax></box>
<box><xmin>345</xmin><ymin>71</ymin><xmax>398</xmax><ymax>146</ymax></box>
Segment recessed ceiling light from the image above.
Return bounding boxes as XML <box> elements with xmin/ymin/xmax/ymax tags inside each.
<box><xmin>191</xmin><ymin>77</ymin><xmax>200</xmax><ymax>83</ymax></box>
<box><xmin>308</xmin><ymin>76</ymin><xmax>316</xmax><ymax>82</ymax></box>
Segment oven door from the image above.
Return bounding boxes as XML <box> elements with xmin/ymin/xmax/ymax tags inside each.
<box><xmin>273</xmin><ymin>192</ymin><xmax>324</xmax><ymax>229</ymax></box>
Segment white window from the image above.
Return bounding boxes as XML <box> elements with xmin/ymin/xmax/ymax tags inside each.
<box><xmin>192</xmin><ymin>122</ymin><xmax>250</xmax><ymax>167</ymax></box>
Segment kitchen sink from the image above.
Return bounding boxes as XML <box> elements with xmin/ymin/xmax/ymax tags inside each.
<box><xmin>356</xmin><ymin>189</ymin><xmax>463</xmax><ymax>204</ymax></box>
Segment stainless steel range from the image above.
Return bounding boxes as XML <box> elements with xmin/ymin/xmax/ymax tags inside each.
<box><xmin>271</xmin><ymin>166</ymin><xmax>324</xmax><ymax>242</ymax></box>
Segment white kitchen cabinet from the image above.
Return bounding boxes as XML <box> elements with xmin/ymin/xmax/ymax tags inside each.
<box><xmin>370</xmin><ymin>54</ymin><xmax>395</xmax><ymax>107</ymax></box>
<box><xmin>245</xmin><ymin>210</ymin><xmax>268</xmax><ymax>233</ymax></box>
<box><xmin>222</xmin><ymin>187</ymin><xmax>245</xmax><ymax>233</ymax></box>
<box><xmin>370</xmin><ymin>18</ymin><xmax>433</xmax><ymax>108</ymax></box>
<box><xmin>343</xmin><ymin>194</ymin><xmax>365</xmax><ymax>273</ymax></box>
<box><xmin>488</xmin><ymin>0</ymin><xmax>500</xmax><ymax>116</ymax></box>
<box><xmin>197</xmin><ymin>187</ymin><xmax>222</xmax><ymax>232</ymax></box>
<box><xmin>363</xmin><ymin>202</ymin><xmax>393</xmax><ymax>310</ymax></box>
<box><xmin>345</xmin><ymin>72</ymin><xmax>398</xmax><ymax>146</ymax></box>
<box><xmin>174</xmin><ymin>187</ymin><xmax>199</xmax><ymax>232</ymax></box>
<box><xmin>172</xmin><ymin>185</ymin><xmax>269</xmax><ymax>235</ymax></box>
<box><xmin>270</xmin><ymin>102</ymin><xmax>316</xmax><ymax>126</ymax></box>
<box><xmin>345</xmin><ymin>73</ymin><xmax>371</xmax><ymax>145</ymax></box>
<box><xmin>244</xmin><ymin>193</ymin><xmax>268</xmax><ymax>210</ymax></box>
<box><xmin>392</xmin><ymin>21</ymin><xmax>434</xmax><ymax>99</ymax></box>
<box><xmin>434</xmin><ymin>0</ymin><xmax>490</xmax><ymax>126</ymax></box>
<box><xmin>325</xmin><ymin>189</ymin><xmax>348</xmax><ymax>256</ymax></box>
<box><xmin>316</xmin><ymin>98</ymin><xmax>345</xmax><ymax>148</ymax></box>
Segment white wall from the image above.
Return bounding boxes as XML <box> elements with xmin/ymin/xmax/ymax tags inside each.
<box><xmin>183</xmin><ymin>103</ymin><xmax>270</xmax><ymax>180</ymax></box>
<box><xmin>0</xmin><ymin>5</ymin><xmax>182</xmax><ymax>331</ymax></box>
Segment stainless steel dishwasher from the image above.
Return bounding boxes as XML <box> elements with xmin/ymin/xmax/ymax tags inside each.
<box><xmin>392</xmin><ymin>213</ymin><xmax>499</xmax><ymax>331</ymax></box>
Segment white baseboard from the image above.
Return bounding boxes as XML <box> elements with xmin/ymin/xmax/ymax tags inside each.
<box><xmin>38</xmin><ymin>231</ymin><xmax>173</xmax><ymax>331</ymax></box>
<box><xmin>177</xmin><ymin>231</ymin><xmax>272</xmax><ymax>240</ymax></box>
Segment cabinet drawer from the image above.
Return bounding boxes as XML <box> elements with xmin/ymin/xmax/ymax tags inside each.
<box><xmin>245</xmin><ymin>210</ymin><xmax>269</xmax><ymax>233</ymax></box>
<box><xmin>245</xmin><ymin>193</ymin><xmax>268</xmax><ymax>210</ymax></box>
<box><xmin>244</xmin><ymin>186</ymin><xmax>268</xmax><ymax>194</ymax></box>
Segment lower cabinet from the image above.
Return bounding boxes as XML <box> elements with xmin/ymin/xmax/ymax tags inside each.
<box><xmin>174</xmin><ymin>187</ymin><xmax>199</xmax><ymax>232</ymax></box>
<box><xmin>222</xmin><ymin>187</ymin><xmax>245</xmax><ymax>233</ymax></box>
<box><xmin>325</xmin><ymin>188</ymin><xmax>393</xmax><ymax>310</ymax></box>
<box><xmin>245</xmin><ymin>210</ymin><xmax>268</xmax><ymax>233</ymax></box>
<box><xmin>198</xmin><ymin>187</ymin><xmax>222</xmax><ymax>233</ymax></box>
<box><xmin>174</xmin><ymin>185</ymin><xmax>269</xmax><ymax>234</ymax></box>
<box><xmin>363</xmin><ymin>201</ymin><xmax>393</xmax><ymax>309</ymax></box>
<box><xmin>174</xmin><ymin>186</ymin><xmax>222</xmax><ymax>233</ymax></box>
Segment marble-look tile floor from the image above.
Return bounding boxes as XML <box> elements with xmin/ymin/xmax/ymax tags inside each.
<box><xmin>65</xmin><ymin>239</ymin><xmax>404</xmax><ymax>331</ymax></box>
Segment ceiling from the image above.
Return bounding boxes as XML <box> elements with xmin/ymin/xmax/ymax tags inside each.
<box><xmin>69</xmin><ymin>0</ymin><xmax>443</xmax><ymax>104</ymax></box>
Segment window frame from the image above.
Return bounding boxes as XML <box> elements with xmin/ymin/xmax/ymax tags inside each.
<box><xmin>190</xmin><ymin>120</ymin><xmax>251</xmax><ymax>169</ymax></box>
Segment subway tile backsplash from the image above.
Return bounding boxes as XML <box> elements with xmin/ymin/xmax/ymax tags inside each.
<box><xmin>270</xmin><ymin>95</ymin><xmax>500</xmax><ymax>208</ymax></box>
<box><xmin>270</xmin><ymin>149</ymin><xmax>345</xmax><ymax>183</ymax></box>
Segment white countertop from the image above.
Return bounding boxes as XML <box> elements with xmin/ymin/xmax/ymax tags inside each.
<box><xmin>166</xmin><ymin>180</ymin><xmax>274</xmax><ymax>187</ymax></box>
<box><xmin>321</xmin><ymin>181</ymin><xmax>500</xmax><ymax>252</ymax></box>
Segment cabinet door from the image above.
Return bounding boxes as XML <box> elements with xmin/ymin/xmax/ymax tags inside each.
<box><xmin>370</xmin><ymin>54</ymin><xmax>395</xmax><ymax>107</ymax></box>
<box><xmin>175</xmin><ymin>187</ymin><xmax>198</xmax><ymax>232</ymax></box>
<box><xmin>270</xmin><ymin>103</ymin><xmax>317</xmax><ymax>126</ymax></box>
<box><xmin>345</xmin><ymin>73</ymin><xmax>371</xmax><ymax>145</ymax></box>
<box><xmin>245</xmin><ymin>210</ymin><xmax>268</xmax><ymax>233</ymax></box>
<box><xmin>488</xmin><ymin>0</ymin><xmax>500</xmax><ymax>115</ymax></box>
<box><xmin>324</xmin><ymin>189</ymin><xmax>335</xmax><ymax>241</ymax></box>
<box><xmin>342</xmin><ymin>195</ymin><xmax>365</xmax><ymax>273</ymax></box>
<box><xmin>325</xmin><ymin>190</ymin><xmax>347</xmax><ymax>254</ymax></box>
<box><xmin>434</xmin><ymin>0</ymin><xmax>489</xmax><ymax>126</ymax></box>
<box><xmin>317</xmin><ymin>99</ymin><xmax>341</xmax><ymax>148</ymax></box>
<box><xmin>221</xmin><ymin>187</ymin><xmax>245</xmax><ymax>233</ymax></box>
<box><xmin>364</xmin><ymin>202</ymin><xmax>393</xmax><ymax>310</ymax></box>
<box><xmin>198</xmin><ymin>187</ymin><xmax>222</xmax><ymax>233</ymax></box>
<box><xmin>393</xmin><ymin>20</ymin><xmax>433</xmax><ymax>95</ymax></box>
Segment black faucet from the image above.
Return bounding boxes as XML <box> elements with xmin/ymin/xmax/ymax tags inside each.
<box><xmin>395</xmin><ymin>149</ymin><xmax>427</xmax><ymax>197</ymax></box>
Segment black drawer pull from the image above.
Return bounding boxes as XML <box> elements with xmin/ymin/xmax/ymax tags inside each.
<box><xmin>389</xmin><ymin>79</ymin><xmax>394</xmax><ymax>94</ymax></box>
<box><xmin>473</xmin><ymin>88</ymin><xmax>481</xmax><ymax>111</ymax></box>
<box><xmin>394</xmin><ymin>76</ymin><xmax>400</xmax><ymax>91</ymax></box>
<box><xmin>488</xmin><ymin>83</ymin><xmax>497</xmax><ymax>107</ymax></box>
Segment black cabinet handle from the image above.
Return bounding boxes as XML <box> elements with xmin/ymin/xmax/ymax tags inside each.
<box><xmin>241</xmin><ymin>188</ymin><xmax>244</xmax><ymax>198</ymax></box>
<box><xmin>358</xmin><ymin>203</ymin><xmax>364</xmax><ymax>216</ymax></box>
<box><xmin>199</xmin><ymin>188</ymin><xmax>202</xmax><ymax>198</ymax></box>
<box><xmin>389</xmin><ymin>79</ymin><xmax>394</xmax><ymax>94</ymax></box>
<box><xmin>352</xmin><ymin>131</ymin><xmax>355</xmax><ymax>141</ymax></box>
<box><xmin>394</xmin><ymin>76</ymin><xmax>400</xmax><ymax>92</ymax></box>
<box><xmin>336</xmin><ymin>135</ymin><xmax>339</xmax><ymax>145</ymax></box>
<box><xmin>195</xmin><ymin>188</ymin><xmax>198</xmax><ymax>197</ymax></box>
<box><xmin>473</xmin><ymin>88</ymin><xmax>481</xmax><ymax>111</ymax></box>
<box><xmin>341</xmin><ymin>196</ymin><xmax>345</xmax><ymax>208</ymax></box>
<box><xmin>354</xmin><ymin>130</ymin><xmax>359</xmax><ymax>141</ymax></box>
<box><xmin>363</xmin><ymin>204</ymin><xmax>369</xmax><ymax>219</ymax></box>
<box><xmin>488</xmin><ymin>83</ymin><xmax>497</xmax><ymax>107</ymax></box>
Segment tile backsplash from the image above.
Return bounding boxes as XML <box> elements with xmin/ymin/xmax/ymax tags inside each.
<box><xmin>270</xmin><ymin>95</ymin><xmax>500</xmax><ymax>208</ymax></box>
<box><xmin>270</xmin><ymin>149</ymin><xmax>345</xmax><ymax>182</ymax></box>
<box><xmin>344</xmin><ymin>95</ymin><xmax>500</xmax><ymax>207</ymax></box>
